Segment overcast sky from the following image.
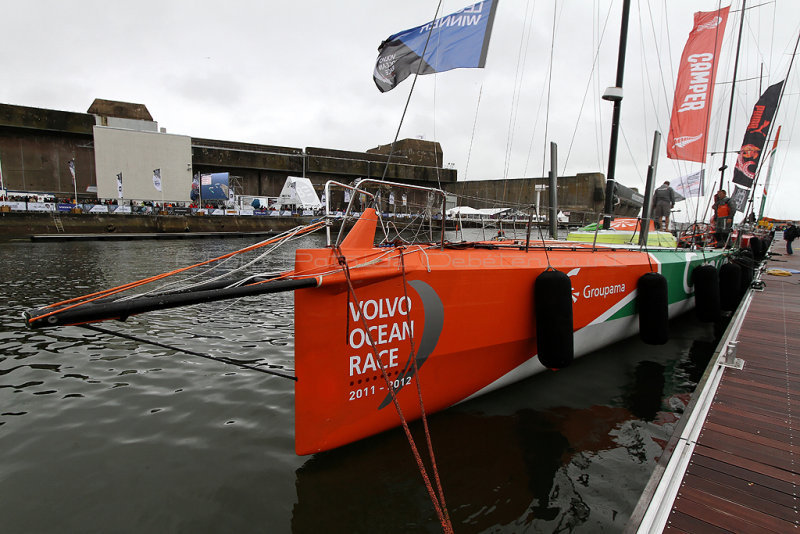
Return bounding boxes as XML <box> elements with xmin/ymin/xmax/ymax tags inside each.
<box><xmin>2</xmin><ymin>0</ymin><xmax>799</xmax><ymax>220</ymax></box>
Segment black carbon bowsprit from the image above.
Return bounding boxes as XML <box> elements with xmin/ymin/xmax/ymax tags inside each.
<box><xmin>24</xmin><ymin>278</ymin><xmax>318</xmax><ymax>329</ymax></box>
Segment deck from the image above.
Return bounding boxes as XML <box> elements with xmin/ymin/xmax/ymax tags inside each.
<box><xmin>629</xmin><ymin>232</ymin><xmax>800</xmax><ymax>533</ymax></box>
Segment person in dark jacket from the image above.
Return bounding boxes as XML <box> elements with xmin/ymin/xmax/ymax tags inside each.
<box><xmin>652</xmin><ymin>180</ymin><xmax>676</xmax><ymax>230</ymax></box>
<box><xmin>784</xmin><ymin>224</ymin><xmax>798</xmax><ymax>255</ymax></box>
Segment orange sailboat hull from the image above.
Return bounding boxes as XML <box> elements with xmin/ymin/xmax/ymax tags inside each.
<box><xmin>293</xmin><ymin>210</ymin><xmax>725</xmax><ymax>454</ymax></box>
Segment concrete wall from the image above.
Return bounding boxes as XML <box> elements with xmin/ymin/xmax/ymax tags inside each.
<box><xmin>94</xmin><ymin>126</ymin><xmax>192</xmax><ymax>202</ymax></box>
<box><xmin>190</xmin><ymin>139</ymin><xmax>458</xmax><ymax>201</ymax></box>
<box><xmin>0</xmin><ymin>211</ymin><xmax>302</xmax><ymax>239</ymax></box>
<box><xmin>0</xmin><ymin>103</ymin><xmax>94</xmax><ymax>135</ymax></box>
<box><xmin>0</xmin><ymin>128</ymin><xmax>95</xmax><ymax>198</ymax></box>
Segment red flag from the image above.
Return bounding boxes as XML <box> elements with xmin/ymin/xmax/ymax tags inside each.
<box><xmin>666</xmin><ymin>7</ymin><xmax>729</xmax><ymax>163</ymax></box>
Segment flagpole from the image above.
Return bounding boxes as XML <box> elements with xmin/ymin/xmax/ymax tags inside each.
<box><xmin>154</xmin><ymin>169</ymin><xmax>164</xmax><ymax>212</ymax></box>
<box><xmin>0</xmin><ymin>153</ymin><xmax>5</xmax><ymax>200</ymax></box>
<box><xmin>758</xmin><ymin>128</ymin><xmax>780</xmax><ymax>220</ymax></box>
<box><xmin>117</xmin><ymin>172</ymin><xmax>123</xmax><ymax>205</ymax></box>
<box><xmin>691</xmin><ymin>170</ymin><xmax>706</xmax><ymax>230</ymax></box>
<box><xmin>70</xmin><ymin>157</ymin><xmax>78</xmax><ymax>206</ymax></box>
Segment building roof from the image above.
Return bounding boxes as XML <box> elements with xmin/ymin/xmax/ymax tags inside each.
<box><xmin>0</xmin><ymin>102</ymin><xmax>95</xmax><ymax>134</ymax></box>
<box><xmin>87</xmin><ymin>99</ymin><xmax>153</xmax><ymax>121</ymax></box>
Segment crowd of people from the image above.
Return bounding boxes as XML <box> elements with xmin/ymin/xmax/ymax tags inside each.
<box><xmin>0</xmin><ymin>195</ymin><xmax>230</xmax><ymax>211</ymax></box>
<box><xmin>0</xmin><ymin>194</ymin><xmax>321</xmax><ymax>217</ymax></box>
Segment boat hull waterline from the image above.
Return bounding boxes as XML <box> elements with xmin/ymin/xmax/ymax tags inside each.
<box><xmin>294</xmin><ymin>210</ymin><xmax>726</xmax><ymax>454</ymax></box>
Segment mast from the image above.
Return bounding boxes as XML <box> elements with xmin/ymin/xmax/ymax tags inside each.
<box><xmin>601</xmin><ymin>0</ymin><xmax>632</xmax><ymax>230</ymax></box>
<box><xmin>757</xmin><ymin>126</ymin><xmax>781</xmax><ymax>221</ymax></box>
<box><xmin>718</xmin><ymin>0</ymin><xmax>747</xmax><ymax>193</ymax></box>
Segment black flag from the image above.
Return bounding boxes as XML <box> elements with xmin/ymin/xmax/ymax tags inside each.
<box><xmin>730</xmin><ymin>185</ymin><xmax>749</xmax><ymax>213</ymax></box>
<box><xmin>732</xmin><ymin>80</ymin><xmax>783</xmax><ymax>188</ymax></box>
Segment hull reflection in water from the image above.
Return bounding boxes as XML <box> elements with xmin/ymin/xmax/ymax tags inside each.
<box><xmin>292</xmin><ymin>328</ymin><xmax>716</xmax><ymax>532</ymax></box>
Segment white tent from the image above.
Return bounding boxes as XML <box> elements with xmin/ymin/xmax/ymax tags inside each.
<box><xmin>276</xmin><ymin>176</ymin><xmax>322</xmax><ymax>209</ymax></box>
<box><xmin>446</xmin><ymin>206</ymin><xmax>511</xmax><ymax>218</ymax></box>
<box><xmin>447</xmin><ymin>206</ymin><xmax>481</xmax><ymax>217</ymax></box>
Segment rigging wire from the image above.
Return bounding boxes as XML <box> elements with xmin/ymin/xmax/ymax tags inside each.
<box><xmin>642</xmin><ymin>1</ymin><xmax>672</xmax><ymax>138</ymax></box>
<box><xmin>79</xmin><ymin>324</ymin><xmax>297</xmax><ymax>381</ymax></box>
<box><xmin>502</xmin><ymin>0</ymin><xmax>534</xmax><ymax>185</ymax></box>
<box><xmin>463</xmin><ymin>84</ymin><xmax>484</xmax><ymax>182</ymax></box>
<box><xmin>594</xmin><ymin>0</ymin><xmax>606</xmax><ymax>173</ymax></box>
<box><xmin>561</xmin><ymin>1</ymin><xmax>614</xmax><ymax>175</ymax></box>
<box><xmin>764</xmin><ymin>90</ymin><xmax>799</xmax><ymax>216</ymax></box>
<box><xmin>751</xmin><ymin>25</ymin><xmax>800</xmax><ymax>218</ymax></box>
<box><xmin>379</xmin><ymin>1</ymin><xmax>443</xmax><ymax>182</ymax></box>
<box><xmin>121</xmin><ymin>225</ymin><xmax>314</xmax><ymax>300</ymax></box>
<box><xmin>637</xmin><ymin>8</ymin><xmax>651</xmax><ymax>162</ymax></box>
<box><xmin>28</xmin><ymin>222</ymin><xmax>325</xmax><ymax>326</ymax></box>
<box><xmin>620</xmin><ymin>127</ymin><xmax>644</xmax><ymax>184</ymax></box>
<box><xmin>432</xmin><ymin>11</ymin><xmax>443</xmax><ymax>191</ymax></box>
<box><xmin>540</xmin><ymin>1</ymin><xmax>559</xmax><ymax>180</ymax></box>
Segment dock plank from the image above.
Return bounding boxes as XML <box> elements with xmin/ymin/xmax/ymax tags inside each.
<box><xmin>649</xmin><ymin>236</ymin><xmax>800</xmax><ymax>533</ymax></box>
<box><xmin>689</xmin><ymin>450</ymin><xmax>799</xmax><ymax>497</ymax></box>
<box><xmin>681</xmin><ymin>471</ymin><xmax>797</xmax><ymax>521</ymax></box>
<box><xmin>685</xmin><ymin>462</ymin><xmax>798</xmax><ymax>508</ymax></box>
<box><xmin>695</xmin><ymin>427</ymin><xmax>795</xmax><ymax>471</ymax></box>
<box><xmin>701</xmin><ymin>421</ymin><xmax>800</xmax><ymax>454</ymax></box>
<box><xmin>664</xmin><ymin>510</ymin><xmax>728</xmax><ymax>533</ymax></box>
<box><xmin>671</xmin><ymin>485</ymin><xmax>793</xmax><ymax>533</ymax></box>
<box><xmin>706</xmin><ymin>407</ymin><xmax>793</xmax><ymax>441</ymax></box>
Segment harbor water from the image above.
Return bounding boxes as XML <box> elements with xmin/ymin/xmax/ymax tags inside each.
<box><xmin>0</xmin><ymin>234</ymin><xmax>719</xmax><ymax>533</ymax></box>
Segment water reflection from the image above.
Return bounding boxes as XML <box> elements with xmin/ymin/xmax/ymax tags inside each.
<box><xmin>0</xmin><ymin>237</ymin><xmax>718</xmax><ymax>533</ymax></box>
<box><xmin>625</xmin><ymin>361</ymin><xmax>666</xmax><ymax>421</ymax></box>
<box><xmin>292</xmin><ymin>400</ymin><xmax>690</xmax><ymax>533</ymax></box>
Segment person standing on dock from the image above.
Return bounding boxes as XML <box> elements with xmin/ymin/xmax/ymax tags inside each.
<box><xmin>652</xmin><ymin>180</ymin><xmax>676</xmax><ymax>230</ymax></box>
<box><xmin>784</xmin><ymin>224</ymin><xmax>798</xmax><ymax>255</ymax></box>
<box><xmin>711</xmin><ymin>190</ymin><xmax>734</xmax><ymax>247</ymax></box>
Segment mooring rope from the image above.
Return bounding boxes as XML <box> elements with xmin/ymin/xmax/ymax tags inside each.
<box><xmin>397</xmin><ymin>247</ymin><xmax>452</xmax><ymax>529</ymax></box>
<box><xmin>333</xmin><ymin>246</ymin><xmax>454</xmax><ymax>534</ymax></box>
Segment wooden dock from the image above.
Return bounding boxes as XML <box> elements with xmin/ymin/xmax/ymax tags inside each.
<box><xmin>629</xmin><ymin>233</ymin><xmax>800</xmax><ymax>533</ymax></box>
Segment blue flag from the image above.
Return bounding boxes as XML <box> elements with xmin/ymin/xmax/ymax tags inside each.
<box><xmin>373</xmin><ymin>0</ymin><xmax>499</xmax><ymax>92</ymax></box>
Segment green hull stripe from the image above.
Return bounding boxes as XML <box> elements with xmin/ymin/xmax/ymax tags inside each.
<box><xmin>607</xmin><ymin>250</ymin><xmax>727</xmax><ymax>321</ymax></box>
